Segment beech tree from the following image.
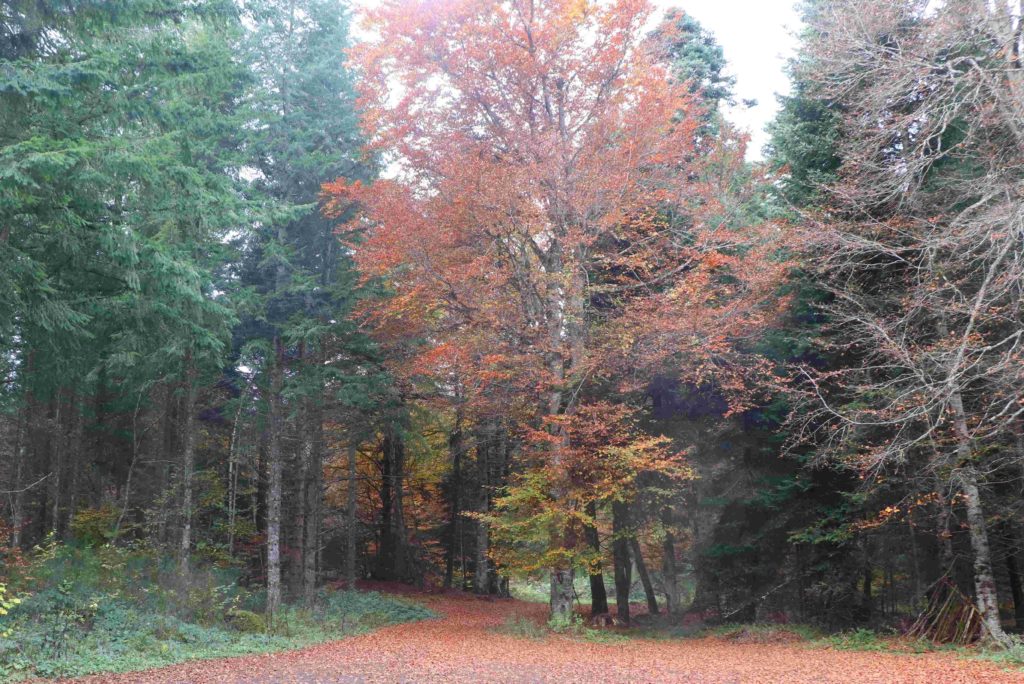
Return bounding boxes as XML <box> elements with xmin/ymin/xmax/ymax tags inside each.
<box><xmin>327</xmin><ymin>0</ymin><xmax>786</xmax><ymax>617</ymax></box>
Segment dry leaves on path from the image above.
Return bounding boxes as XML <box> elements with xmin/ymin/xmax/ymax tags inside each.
<box><xmin>61</xmin><ymin>593</ymin><xmax>1024</xmax><ymax>684</ymax></box>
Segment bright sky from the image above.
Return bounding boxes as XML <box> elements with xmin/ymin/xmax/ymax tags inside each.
<box><xmin>658</xmin><ymin>0</ymin><xmax>803</xmax><ymax>158</ymax></box>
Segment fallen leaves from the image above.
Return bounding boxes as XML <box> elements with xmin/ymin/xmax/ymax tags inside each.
<box><xmin>59</xmin><ymin>592</ymin><xmax>1024</xmax><ymax>684</ymax></box>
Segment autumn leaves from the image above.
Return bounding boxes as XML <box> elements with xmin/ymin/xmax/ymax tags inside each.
<box><xmin>325</xmin><ymin>0</ymin><xmax>788</xmax><ymax>615</ymax></box>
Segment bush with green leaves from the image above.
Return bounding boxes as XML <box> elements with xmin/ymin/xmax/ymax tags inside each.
<box><xmin>496</xmin><ymin>613</ymin><xmax>548</xmax><ymax>640</ymax></box>
<box><xmin>0</xmin><ymin>545</ymin><xmax>434</xmax><ymax>681</ymax></box>
<box><xmin>0</xmin><ymin>582</ymin><xmax>21</xmax><ymax>638</ymax></box>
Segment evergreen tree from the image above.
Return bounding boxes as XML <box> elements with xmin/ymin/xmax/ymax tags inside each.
<box><xmin>234</xmin><ymin>0</ymin><xmax>379</xmax><ymax>611</ymax></box>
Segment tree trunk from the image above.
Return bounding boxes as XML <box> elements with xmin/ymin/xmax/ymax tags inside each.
<box><xmin>445</xmin><ymin>411</ymin><xmax>463</xmax><ymax>589</ymax></box>
<box><xmin>64</xmin><ymin>400</ymin><xmax>83</xmax><ymax>540</ymax></box>
<box><xmin>227</xmin><ymin>385</ymin><xmax>246</xmax><ymax>556</ymax></box>
<box><xmin>392</xmin><ymin>430</ymin><xmax>409</xmax><ymax>581</ymax></box>
<box><xmin>345</xmin><ymin>442</ymin><xmax>358</xmax><ymax>589</ymax></box>
<box><xmin>947</xmin><ymin>384</ymin><xmax>1009</xmax><ymax>644</ymax></box>
<box><xmin>907</xmin><ymin>517</ymin><xmax>922</xmax><ymax>611</ymax></box>
<box><xmin>178</xmin><ymin>358</ymin><xmax>198</xmax><ymax>578</ymax></box>
<box><xmin>9</xmin><ymin>410</ymin><xmax>25</xmax><ymax>549</ymax></box>
<box><xmin>612</xmin><ymin>500</ymin><xmax>632</xmax><ymax>624</ymax></box>
<box><xmin>474</xmin><ymin>501</ymin><xmax>490</xmax><ymax>595</ymax></box>
<box><xmin>960</xmin><ymin>466</ymin><xmax>1008</xmax><ymax>644</ymax></box>
<box><xmin>550</xmin><ymin>568</ymin><xmax>575</xmax><ymax>619</ymax></box>
<box><xmin>860</xmin><ymin>551</ymin><xmax>873</xmax><ymax>621</ymax></box>
<box><xmin>630</xmin><ymin>536</ymin><xmax>659</xmax><ymax>615</ymax></box>
<box><xmin>584</xmin><ymin>501</ymin><xmax>609</xmax><ymax>616</ymax></box>
<box><xmin>377</xmin><ymin>431</ymin><xmax>395</xmax><ymax>579</ymax></box>
<box><xmin>1003</xmin><ymin>523</ymin><xmax>1024</xmax><ymax>627</ymax></box>
<box><xmin>302</xmin><ymin>402</ymin><xmax>323</xmax><ymax>606</ymax></box>
<box><xmin>45</xmin><ymin>392</ymin><xmax>63</xmax><ymax>536</ymax></box>
<box><xmin>661</xmin><ymin>506</ymin><xmax>680</xmax><ymax>615</ymax></box>
<box><xmin>266</xmin><ymin>347</ymin><xmax>284</xmax><ymax>618</ymax></box>
<box><xmin>474</xmin><ymin>426</ymin><xmax>492</xmax><ymax>595</ymax></box>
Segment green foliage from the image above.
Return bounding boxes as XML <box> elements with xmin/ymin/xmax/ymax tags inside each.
<box><xmin>547</xmin><ymin>611</ymin><xmax>584</xmax><ymax>634</ymax></box>
<box><xmin>0</xmin><ymin>0</ymin><xmax>248</xmax><ymax>421</ymax></box>
<box><xmin>0</xmin><ymin>583</ymin><xmax>22</xmax><ymax>639</ymax></box>
<box><xmin>0</xmin><ymin>545</ymin><xmax>433</xmax><ymax>681</ymax></box>
<box><xmin>225</xmin><ymin>609</ymin><xmax>266</xmax><ymax>634</ymax></box>
<box><xmin>496</xmin><ymin>613</ymin><xmax>549</xmax><ymax>640</ymax></box>
<box><xmin>971</xmin><ymin>636</ymin><xmax>1024</xmax><ymax>667</ymax></box>
<box><xmin>821</xmin><ymin>628</ymin><xmax>892</xmax><ymax>651</ymax></box>
<box><xmin>659</xmin><ymin>10</ymin><xmax>735</xmax><ymax>108</ymax></box>
<box><xmin>69</xmin><ymin>507</ymin><xmax>119</xmax><ymax>548</ymax></box>
<box><xmin>764</xmin><ymin>88</ymin><xmax>843</xmax><ymax>208</ymax></box>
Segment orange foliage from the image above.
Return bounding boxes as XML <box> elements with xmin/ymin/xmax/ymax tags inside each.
<box><xmin>323</xmin><ymin>0</ymin><xmax>788</xmax><ymax>573</ymax></box>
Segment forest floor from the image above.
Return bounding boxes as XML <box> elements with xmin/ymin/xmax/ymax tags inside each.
<box><xmin>63</xmin><ymin>588</ymin><xmax>1024</xmax><ymax>684</ymax></box>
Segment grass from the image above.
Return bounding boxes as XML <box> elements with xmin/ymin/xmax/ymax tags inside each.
<box><xmin>0</xmin><ymin>543</ymin><xmax>434</xmax><ymax>681</ymax></box>
<box><xmin>641</xmin><ymin>619</ymin><xmax>1024</xmax><ymax>669</ymax></box>
<box><xmin>495</xmin><ymin>613</ymin><xmax>549</xmax><ymax>639</ymax></box>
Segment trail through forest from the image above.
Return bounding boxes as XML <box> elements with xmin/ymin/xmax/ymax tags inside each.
<box><xmin>66</xmin><ymin>592</ymin><xmax>1024</xmax><ymax>684</ymax></box>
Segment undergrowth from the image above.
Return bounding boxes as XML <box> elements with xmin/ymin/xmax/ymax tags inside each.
<box><xmin>0</xmin><ymin>542</ymin><xmax>433</xmax><ymax>681</ymax></box>
<box><xmin>496</xmin><ymin>613</ymin><xmax>548</xmax><ymax>639</ymax></box>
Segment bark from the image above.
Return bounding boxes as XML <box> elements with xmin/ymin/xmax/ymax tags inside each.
<box><xmin>227</xmin><ymin>386</ymin><xmax>245</xmax><ymax>555</ymax></box>
<box><xmin>445</xmin><ymin>411</ymin><xmax>463</xmax><ymax>589</ymax></box>
<box><xmin>473</xmin><ymin>429</ymin><xmax>490</xmax><ymax>595</ymax></box>
<box><xmin>1006</xmin><ymin>549</ymin><xmax>1024</xmax><ymax>628</ymax></box>
<box><xmin>584</xmin><ymin>501</ymin><xmax>609</xmax><ymax>616</ymax></box>
<box><xmin>960</xmin><ymin>466</ymin><xmax>1008</xmax><ymax>644</ymax></box>
<box><xmin>661</xmin><ymin>506</ymin><xmax>681</xmax><ymax>615</ymax></box>
<box><xmin>377</xmin><ymin>431</ymin><xmax>395</xmax><ymax>579</ymax></box>
<box><xmin>266</xmin><ymin>348</ymin><xmax>284</xmax><ymax>617</ymax></box>
<box><xmin>908</xmin><ymin>518</ymin><xmax>922</xmax><ymax>610</ymax></box>
<box><xmin>550</xmin><ymin>568</ymin><xmax>575</xmax><ymax>619</ymax></box>
<box><xmin>612</xmin><ymin>500</ymin><xmax>632</xmax><ymax>624</ymax></box>
<box><xmin>948</xmin><ymin>385</ymin><xmax>1009</xmax><ymax>644</ymax></box>
<box><xmin>860</xmin><ymin>552</ymin><xmax>873</xmax><ymax>621</ymax></box>
<box><xmin>45</xmin><ymin>392</ymin><xmax>63</xmax><ymax>535</ymax></box>
<box><xmin>155</xmin><ymin>390</ymin><xmax>171</xmax><ymax>547</ymax></box>
<box><xmin>178</xmin><ymin>358</ymin><xmax>198</xmax><ymax>578</ymax></box>
<box><xmin>113</xmin><ymin>392</ymin><xmax>145</xmax><ymax>542</ymax></box>
<box><xmin>345</xmin><ymin>442</ymin><xmax>358</xmax><ymax>589</ymax></box>
<box><xmin>302</xmin><ymin>402</ymin><xmax>323</xmax><ymax>606</ymax></box>
<box><xmin>630</xmin><ymin>536</ymin><xmax>659</xmax><ymax>615</ymax></box>
<box><xmin>474</xmin><ymin>500</ymin><xmax>490</xmax><ymax>595</ymax></box>
<box><xmin>9</xmin><ymin>411</ymin><xmax>25</xmax><ymax>548</ymax></box>
<box><xmin>392</xmin><ymin>431</ymin><xmax>409</xmax><ymax>580</ymax></box>
<box><xmin>377</xmin><ymin>426</ymin><xmax>408</xmax><ymax>580</ymax></box>
<box><xmin>64</xmin><ymin>401</ymin><xmax>83</xmax><ymax>540</ymax></box>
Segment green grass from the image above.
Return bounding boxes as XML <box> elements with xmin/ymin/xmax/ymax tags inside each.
<box><xmin>0</xmin><ymin>544</ymin><xmax>434</xmax><ymax>681</ymax></box>
<box><xmin>669</xmin><ymin>620</ymin><xmax>1024</xmax><ymax>669</ymax></box>
<box><xmin>494</xmin><ymin>613</ymin><xmax>549</xmax><ymax>639</ymax></box>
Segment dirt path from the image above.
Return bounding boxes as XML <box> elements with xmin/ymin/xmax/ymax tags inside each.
<box><xmin>68</xmin><ymin>593</ymin><xmax>1024</xmax><ymax>683</ymax></box>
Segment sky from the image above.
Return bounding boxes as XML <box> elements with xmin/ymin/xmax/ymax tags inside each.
<box><xmin>658</xmin><ymin>0</ymin><xmax>804</xmax><ymax>158</ymax></box>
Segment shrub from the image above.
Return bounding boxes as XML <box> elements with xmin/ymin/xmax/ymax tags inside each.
<box><xmin>824</xmin><ymin>628</ymin><xmax>888</xmax><ymax>651</ymax></box>
<box><xmin>548</xmin><ymin>611</ymin><xmax>584</xmax><ymax>634</ymax></box>
<box><xmin>0</xmin><ymin>583</ymin><xmax>21</xmax><ymax>638</ymax></box>
<box><xmin>225</xmin><ymin>609</ymin><xmax>266</xmax><ymax>634</ymax></box>
<box><xmin>69</xmin><ymin>507</ymin><xmax>119</xmax><ymax>548</ymax></box>
<box><xmin>0</xmin><ymin>546</ymin><xmax>435</xmax><ymax>681</ymax></box>
<box><xmin>496</xmin><ymin>613</ymin><xmax>548</xmax><ymax>640</ymax></box>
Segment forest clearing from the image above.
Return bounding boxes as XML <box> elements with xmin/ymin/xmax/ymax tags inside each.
<box><xmin>3</xmin><ymin>0</ymin><xmax>1024</xmax><ymax>681</ymax></box>
<box><xmin>53</xmin><ymin>589</ymin><xmax>1024</xmax><ymax>684</ymax></box>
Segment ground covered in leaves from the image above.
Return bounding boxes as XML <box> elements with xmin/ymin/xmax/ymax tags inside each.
<box><xmin>60</xmin><ymin>588</ymin><xmax>1024</xmax><ymax>684</ymax></box>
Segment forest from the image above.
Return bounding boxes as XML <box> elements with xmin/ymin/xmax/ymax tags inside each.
<box><xmin>1</xmin><ymin>0</ymin><xmax>1024</xmax><ymax>681</ymax></box>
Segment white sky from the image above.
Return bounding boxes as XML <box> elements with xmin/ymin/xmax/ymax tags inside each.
<box><xmin>657</xmin><ymin>0</ymin><xmax>803</xmax><ymax>158</ymax></box>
